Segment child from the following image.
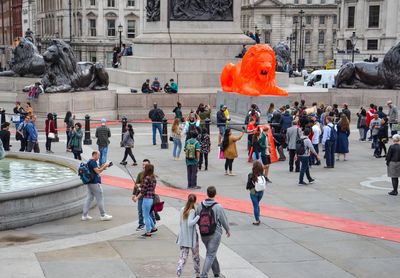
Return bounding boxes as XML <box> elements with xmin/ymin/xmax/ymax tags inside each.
<box><xmin>197</xmin><ymin>128</ymin><xmax>211</xmax><ymax>170</ymax></box>
<box><xmin>176</xmin><ymin>194</ymin><xmax>200</xmax><ymax>278</ymax></box>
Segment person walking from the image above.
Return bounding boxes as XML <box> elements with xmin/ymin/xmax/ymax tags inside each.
<box><xmin>171</xmin><ymin>118</ymin><xmax>183</xmax><ymax>160</ymax></box>
<box><xmin>95</xmin><ymin>118</ymin><xmax>111</xmax><ymax>166</ymax></box>
<box><xmin>196</xmin><ymin>186</ymin><xmax>230</xmax><ymax>278</ymax></box>
<box><xmin>184</xmin><ymin>131</ymin><xmax>201</xmax><ymax>189</ymax></box>
<box><xmin>132</xmin><ymin>159</ymin><xmax>152</xmax><ymax>231</ymax></box>
<box><xmin>335</xmin><ymin>114</ymin><xmax>350</xmax><ymax>161</ymax></box>
<box><xmin>378</xmin><ymin>117</ymin><xmax>389</xmax><ymax>157</ymax></box>
<box><xmin>260</xmin><ymin>126</ymin><xmax>272</xmax><ymax>182</ymax></box>
<box><xmin>357</xmin><ymin>108</ymin><xmax>368</xmax><ymax>141</ymax></box>
<box><xmin>222</xmin><ymin>128</ymin><xmax>244</xmax><ymax>176</ymax></box>
<box><xmin>251</xmin><ymin>130</ymin><xmax>262</xmax><ymax>162</ymax></box>
<box><xmin>322</xmin><ymin>116</ymin><xmax>336</xmax><ymax>168</ymax></box>
<box><xmin>26</xmin><ymin>115</ymin><xmax>39</xmax><ymax>153</ymax></box>
<box><xmin>0</xmin><ymin>122</ymin><xmax>11</xmax><ymax>151</ymax></box>
<box><xmin>69</xmin><ymin>123</ymin><xmax>83</xmax><ymax>160</ymax></box>
<box><xmin>386</xmin><ymin>134</ymin><xmax>400</xmax><ymax>196</ymax></box>
<box><xmin>198</xmin><ymin>128</ymin><xmax>211</xmax><ymax>171</ymax></box>
<box><xmin>216</xmin><ymin>105</ymin><xmax>227</xmax><ymax>145</ymax></box>
<box><xmin>82</xmin><ymin>151</ymin><xmax>113</xmax><ymax>221</ymax></box>
<box><xmin>45</xmin><ymin>113</ymin><xmax>56</xmax><ymax>153</ymax></box>
<box><xmin>387</xmin><ymin>100</ymin><xmax>398</xmax><ymax>136</ymax></box>
<box><xmin>16</xmin><ymin>116</ymin><xmax>29</xmax><ymax>152</ymax></box>
<box><xmin>176</xmin><ymin>194</ymin><xmax>201</xmax><ymax>278</ymax></box>
<box><xmin>148</xmin><ymin>103</ymin><xmax>165</xmax><ymax>145</ymax></box>
<box><xmin>370</xmin><ymin>112</ymin><xmax>382</xmax><ymax>157</ymax></box>
<box><xmin>64</xmin><ymin>111</ymin><xmax>74</xmax><ymax>151</ymax></box>
<box><xmin>246</xmin><ymin>161</ymin><xmax>267</xmax><ymax>225</ymax></box>
<box><xmin>133</xmin><ymin>164</ymin><xmax>158</xmax><ymax>237</ymax></box>
<box><xmin>297</xmin><ymin>128</ymin><xmax>319</xmax><ymax>185</ymax></box>
<box><xmin>310</xmin><ymin>118</ymin><xmax>321</xmax><ymax>166</ymax></box>
<box><xmin>120</xmin><ymin>124</ymin><xmax>137</xmax><ymax>166</ymax></box>
<box><xmin>286</xmin><ymin>120</ymin><xmax>301</xmax><ymax>172</ymax></box>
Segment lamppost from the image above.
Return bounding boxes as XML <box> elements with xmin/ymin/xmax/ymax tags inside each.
<box><xmin>69</xmin><ymin>0</ymin><xmax>72</xmax><ymax>43</ymax></box>
<box><xmin>118</xmin><ymin>24</ymin><xmax>123</xmax><ymax>51</ymax></box>
<box><xmin>293</xmin><ymin>19</ymin><xmax>298</xmax><ymax>72</ymax></box>
<box><xmin>298</xmin><ymin>9</ymin><xmax>305</xmax><ymax>71</ymax></box>
<box><xmin>350</xmin><ymin>31</ymin><xmax>358</xmax><ymax>63</ymax></box>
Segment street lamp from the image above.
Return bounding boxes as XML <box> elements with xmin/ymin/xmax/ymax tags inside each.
<box><xmin>293</xmin><ymin>19</ymin><xmax>298</xmax><ymax>72</ymax></box>
<box><xmin>298</xmin><ymin>9</ymin><xmax>305</xmax><ymax>71</ymax></box>
<box><xmin>350</xmin><ymin>31</ymin><xmax>358</xmax><ymax>63</ymax></box>
<box><xmin>118</xmin><ymin>23</ymin><xmax>123</xmax><ymax>50</ymax></box>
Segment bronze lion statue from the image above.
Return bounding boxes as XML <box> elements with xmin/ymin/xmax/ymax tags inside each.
<box><xmin>273</xmin><ymin>42</ymin><xmax>291</xmax><ymax>72</ymax></box>
<box><xmin>0</xmin><ymin>38</ymin><xmax>45</xmax><ymax>77</ymax></box>
<box><xmin>336</xmin><ymin>42</ymin><xmax>400</xmax><ymax>89</ymax></box>
<box><xmin>41</xmin><ymin>40</ymin><xmax>109</xmax><ymax>93</ymax></box>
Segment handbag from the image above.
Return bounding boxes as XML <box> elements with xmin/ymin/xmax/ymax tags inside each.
<box><xmin>48</xmin><ymin>132</ymin><xmax>55</xmax><ymax>139</ymax></box>
<box><xmin>254</xmin><ymin>176</ymin><xmax>267</xmax><ymax>192</ymax></box>
<box><xmin>169</xmin><ymin>136</ymin><xmax>174</xmax><ymax>142</ymax></box>
<box><xmin>219</xmin><ymin>147</ymin><xmax>225</xmax><ymax>160</ymax></box>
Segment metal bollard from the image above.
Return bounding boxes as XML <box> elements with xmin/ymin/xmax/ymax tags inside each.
<box><xmin>121</xmin><ymin>116</ymin><xmax>127</xmax><ymax>141</ymax></box>
<box><xmin>205</xmin><ymin>118</ymin><xmax>211</xmax><ymax>135</ymax></box>
<box><xmin>0</xmin><ymin>108</ymin><xmax>5</xmax><ymax>127</ymax></box>
<box><xmin>52</xmin><ymin>113</ymin><xmax>60</xmax><ymax>142</ymax></box>
<box><xmin>161</xmin><ymin>118</ymin><xmax>169</xmax><ymax>149</ymax></box>
<box><xmin>83</xmin><ymin>114</ymin><xmax>92</xmax><ymax>145</ymax></box>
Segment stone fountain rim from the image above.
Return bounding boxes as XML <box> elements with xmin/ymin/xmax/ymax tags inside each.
<box><xmin>0</xmin><ymin>152</ymin><xmax>82</xmax><ymax>201</ymax></box>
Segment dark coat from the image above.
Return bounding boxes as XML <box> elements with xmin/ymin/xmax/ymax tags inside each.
<box><xmin>335</xmin><ymin>123</ymin><xmax>350</xmax><ymax>154</ymax></box>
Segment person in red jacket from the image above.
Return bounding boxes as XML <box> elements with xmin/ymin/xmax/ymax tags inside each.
<box><xmin>45</xmin><ymin>113</ymin><xmax>56</xmax><ymax>153</ymax></box>
<box><xmin>366</xmin><ymin>103</ymin><xmax>377</xmax><ymax>141</ymax></box>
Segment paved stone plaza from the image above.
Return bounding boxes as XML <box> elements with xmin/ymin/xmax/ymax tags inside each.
<box><xmin>1</xmin><ymin>122</ymin><xmax>400</xmax><ymax>278</ymax></box>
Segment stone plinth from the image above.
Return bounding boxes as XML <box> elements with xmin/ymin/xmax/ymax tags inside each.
<box><xmin>0</xmin><ymin>77</ymin><xmax>39</xmax><ymax>92</ymax></box>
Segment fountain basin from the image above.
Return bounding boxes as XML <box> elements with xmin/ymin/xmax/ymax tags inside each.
<box><xmin>0</xmin><ymin>152</ymin><xmax>85</xmax><ymax>230</ymax></box>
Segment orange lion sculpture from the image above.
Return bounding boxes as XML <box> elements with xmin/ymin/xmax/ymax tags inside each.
<box><xmin>221</xmin><ymin>44</ymin><xmax>288</xmax><ymax>96</ymax></box>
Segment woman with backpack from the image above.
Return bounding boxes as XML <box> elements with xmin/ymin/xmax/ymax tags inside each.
<box><xmin>246</xmin><ymin>161</ymin><xmax>266</xmax><ymax>225</ymax></box>
<box><xmin>45</xmin><ymin>113</ymin><xmax>56</xmax><ymax>153</ymax></box>
<box><xmin>171</xmin><ymin>119</ymin><xmax>183</xmax><ymax>160</ymax></box>
<box><xmin>176</xmin><ymin>194</ymin><xmax>201</xmax><ymax>278</ymax></box>
<box><xmin>120</xmin><ymin>124</ymin><xmax>137</xmax><ymax>166</ymax></box>
<box><xmin>69</xmin><ymin>123</ymin><xmax>83</xmax><ymax>160</ymax></box>
<box><xmin>222</xmin><ymin>128</ymin><xmax>244</xmax><ymax>176</ymax></box>
<box><xmin>198</xmin><ymin>128</ymin><xmax>211</xmax><ymax>171</ymax></box>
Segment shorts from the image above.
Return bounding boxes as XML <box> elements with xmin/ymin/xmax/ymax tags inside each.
<box><xmin>261</xmin><ymin>154</ymin><xmax>271</xmax><ymax>166</ymax></box>
<box><xmin>218</xmin><ymin>126</ymin><xmax>226</xmax><ymax>136</ymax></box>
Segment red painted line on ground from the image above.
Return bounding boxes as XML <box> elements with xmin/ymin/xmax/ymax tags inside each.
<box><xmin>102</xmin><ymin>175</ymin><xmax>400</xmax><ymax>243</ymax></box>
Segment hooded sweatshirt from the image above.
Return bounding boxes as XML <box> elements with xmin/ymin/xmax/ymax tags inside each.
<box><xmin>196</xmin><ymin>198</ymin><xmax>230</xmax><ymax>236</ymax></box>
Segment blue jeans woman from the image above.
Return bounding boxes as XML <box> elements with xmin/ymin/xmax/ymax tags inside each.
<box><xmin>142</xmin><ymin>197</ymin><xmax>155</xmax><ymax>233</ymax></box>
<box><xmin>250</xmin><ymin>190</ymin><xmax>264</xmax><ymax>222</ymax></box>
<box><xmin>173</xmin><ymin>137</ymin><xmax>182</xmax><ymax>159</ymax></box>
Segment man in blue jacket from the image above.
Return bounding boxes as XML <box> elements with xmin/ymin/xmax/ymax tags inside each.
<box><xmin>26</xmin><ymin>115</ymin><xmax>39</xmax><ymax>153</ymax></box>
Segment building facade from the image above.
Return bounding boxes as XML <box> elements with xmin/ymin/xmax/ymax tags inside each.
<box><xmin>335</xmin><ymin>0</ymin><xmax>400</xmax><ymax>66</ymax></box>
<box><xmin>241</xmin><ymin>0</ymin><xmax>338</xmax><ymax>69</ymax></box>
<box><xmin>36</xmin><ymin>0</ymin><xmax>140</xmax><ymax>67</ymax></box>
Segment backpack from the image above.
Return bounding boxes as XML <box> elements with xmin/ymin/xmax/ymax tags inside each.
<box><xmin>78</xmin><ymin>162</ymin><xmax>94</xmax><ymax>184</ymax></box>
<box><xmin>199</xmin><ymin>203</ymin><xmax>217</xmax><ymax>236</ymax></box>
<box><xmin>185</xmin><ymin>141</ymin><xmax>197</xmax><ymax>159</ymax></box>
<box><xmin>295</xmin><ymin>130</ymin><xmax>306</xmax><ymax>156</ymax></box>
<box><xmin>254</xmin><ymin>176</ymin><xmax>267</xmax><ymax>192</ymax></box>
<box><xmin>328</xmin><ymin>125</ymin><xmax>337</xmax><ymax>142</ymax></box>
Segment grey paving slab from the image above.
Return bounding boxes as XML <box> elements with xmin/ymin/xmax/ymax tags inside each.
<box><xmin>330</xmin><ymin>257</ymin><xmax>400</xmax><ymax>278</ymax></box>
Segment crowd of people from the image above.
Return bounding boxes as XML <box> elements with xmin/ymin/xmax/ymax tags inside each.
<box><xmin>141</xmin><ymin>78</ymin><xmax>178</xmax><ymax>94</ymax></box>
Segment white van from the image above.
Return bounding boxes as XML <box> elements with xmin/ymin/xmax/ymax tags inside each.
<box><xmin>304</xmin><ymin>69</ymin><xmax>339</xmax><ymax>88</ymax></box>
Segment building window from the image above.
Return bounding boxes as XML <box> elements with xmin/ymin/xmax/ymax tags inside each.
<box><xmin>347</xmin><ymin>6</ymin><xmax>355</xmax><ymax>28</ymax></box>
<box><xmin>107</xmin><ymin>19</ymin><xmax>116</xmax><ymax>36</ymax></box>
<box><xmin>78</xmin><ymin>18</ymin><xmax>82</xmax><ymax>36</ymax></box>
<box><xmin>367</xmin><ymin>40</ymin><xmax>378</xmax><ymax>50</ymax></box>
<box><xmin>127</xmin><ymin>20</ymin><xmax>136</xmax><ymax>38</ymax></box>
<box><xmin>264</xmin><ymin>31</ymin><xmax>271</xmax><ymax>44</ymax></box>
<box><xmin>368</xmin><ymin>6</ymin><xmax>380</xmax><ymax>28</ymax></box>
<box><xmin>89</xmin><ymin>19</ymin><xmax>96</xmax><ymax>36</ymax></box>
<box><xmin>318</xmin><ymin>30</ymin><xmax>325</xmax><ymax>44</ymax></box>
<box><xmin>294</xmin><ymin>0</ymin><xmax>299</xmax><ymax>4</ymax></box>
<box><xmin>90</xmin><ymin>0</ymin><xmax>96</xmax><ymax>5</ymax></box>
<box><xmin>333</xmin><ymin>15</ymin><xmax>337</xmax><ymax>25</ymax></box>
<box><xmin>107</xmin><ymin>0</ymin><xmax>115</xmax><ymax>7</ymax></box>
<box><xmin>264</xmin><ymin>15</ymin><xmax>271</xmax><ymax>25</ymax></box>
<box><xmin>319</xmin><ymin>16</ymin><xmax>325</xmax><ymax>25</ymax></box>
<box><xmin>305</xmin><ymin>31</ymin><xmax>311</xmax><ymax>44</ymax></box>
<box><xmin>127</xmin><ymin>0</ymin><xmax>135</xmax><ymax>6</ymax></box>
<box><xmin>293</xmin><ymin>16</ymin><xmax>298</xmax><ymax>24</ymax></box>
<box><xmin>333</xmin><ymin>31</ymin><xmax>337</xmax><ymax>42</ymax></box>
<box><xmin>307</xmin><ymin>0</ymin><xmax>312</xmax><ymax>4</ymax></box>
<box><xmin>88</xmin><ymin>51</ymin><xmax>97</xmax><ymax>63</ymax></box>
<box><xmin>306</xmin><ymin>16</ymin><xmax>311</xmax><ymax>25</ymax></box>
<box><xmin>346</xmin><ymin>40</ymin><xmax>352</xmax><ymax>51</ymax></box>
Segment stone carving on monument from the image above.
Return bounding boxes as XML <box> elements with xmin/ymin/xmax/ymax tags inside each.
<box><xmin>273</xmin><ymin>42</ymin><xmax>291</xmax><ymax>72</ymax></box>
<box><xmin>28</xmin><ymin>40</ymin><xmax>109</xmax><ymax>93</ymax></box>
<box><xmin>0</xmin><ymin>37</ymin><xmax>45</xmax><ymax>77</ymax></box>
<box><xmin>146</xmin><ymin>0</ymin><xmax>160</xmax><ymax>22</ymax></box>
<box><xmin>220</xmin><ymin>44</ymin><xmax>288</xmax><ymax>96</ymax></box>
<box><xmin>170</xmin><ymin>0</ymin><xmax>233</xmax><ymax>21</ymax></box>
<box><xmin>336</xmin><ymin>42</ymin><xmax>400</xmax><ymax>89</ymax></box>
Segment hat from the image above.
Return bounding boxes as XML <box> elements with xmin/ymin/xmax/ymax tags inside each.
<box><xmin>220</xmin><ymin>104</ymin><xmax>224</xmax><ymax>109</ymax></box>
<box><xmin>310</xmin><ymin>113</ymin><xmax>316</xmax><ymax>117</ymax></box>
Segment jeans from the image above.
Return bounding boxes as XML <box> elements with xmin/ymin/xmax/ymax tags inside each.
<box><xmin>199</xmin><ymin>152</ymin><xmax>208</xmax><ymax>170</ymax></box>
<box><xmin>82</xmin><ymin>183</ymin><xmax>106</xmax><ymax>217</ymax></box>
<box><xmin>200</xmin><ymin>233</ymin><xmax>222</xmax><ymax>278</ymax></box>
<box><xmin>99</xmin><ymin>146</ymin><xmax>108</xmax><ymax>166</ymax></box>
<box><xmin>187</xmin><ymin>164</ymin><xmax>198</xmax><ymax>188</ymax></box>
<box><xmin>152</xmin><ymin>123</ymin><xmax>162</xmax><ymax>145</ymax></box>
<box><xmin>289</xmin><ymin>149</ymin><xmax>300</xmax><ymax>172</ymax></box>
<box><xmin>122</xmin><ymin>147</ymin><xmax>136</xmax><ymax>163</ymax></box>
<box><xmin>142</xmin><ymin>197</ymin><xmax>155</xmax><ymax>233</ymax></box>
<box><xmin>310</xmin><ymin>144</ymin><xmax>319</xmax><ymax>165</ymax></box>
<box><xmin>173</xmin><ymin>138</ymin><xmax>182</xmax><ymax>158</ymax></box>
<box><xmin>224</xmin><ymin>159</ymin><xmax>234</xmax><ymax>172</ymax></box>
<box><xmin>325</xmin><ymin>141</ymin><xmax>335</xmax><ymax>167</ymax></box>
<box><xmin>138</xmin><ymin>198</ymin><xmax>144</xmax><ymax>226</ymax></box>
<box><xmin>45</xmin><ymin>135</ymin><xmax>52</xmax><ymax>151</ymax></box>
<box><xmin>372</xmin><ymin>135</ymin><xmax>379</xmax><ymax>155</ymax></box>
<box><xmin>19</xmin><ymin>138</ymin><xmax>27</xmax><ymax>152</ymax></box>
<box><xmin>250</xmin><ymin>191</ymin><xmax>264</xmax><ymax>221</ymax></box>
<box><xmin>252</xmin><ymin>151</ymin><xmax>262</xmax><ymax>162</ymax></box>
<box><xmin>299</xmin><ymin>156</ymin><xmax>313</xmax><ymax>183</ymax></box>
<box><xmin>66</xmin><ymin>130</ymin><xmax>71</xmax><ymax>149</ymax></box>
<box><xmin>26</xmin><ymin>141</ymin><xmax>40</xmax><ymax>153</ymax></box>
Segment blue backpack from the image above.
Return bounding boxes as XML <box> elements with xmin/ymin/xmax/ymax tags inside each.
<box><xmin>78</xmin><ymin>162</ymin><xmax>94</xmax><ymax>184</ymax></box>
<box><xmin>328</xmin><ymin>125</ymin><xmax>337</xmax><ymax>142</ymax></box>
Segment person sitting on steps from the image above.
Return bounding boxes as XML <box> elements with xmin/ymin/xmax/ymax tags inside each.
<box><xmin>142</xmin><ymin>79</ymin><xmax>154</xmax><ymax>94</ymax></box>
<box><xmin>165</xmin><ymin>79</ymin><xmax>178</xmax><ymax>94</ymax></box>
<box><xmin>151</xmin><ymin>77</ymin><xmax>162</xmax><ymax>92</ymax></box>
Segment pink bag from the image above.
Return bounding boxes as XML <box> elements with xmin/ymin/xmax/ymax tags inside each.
<box><xmin>219</xmin><ymin>147</ymin><xmax>225</xmax><ymax>160</ymax></box>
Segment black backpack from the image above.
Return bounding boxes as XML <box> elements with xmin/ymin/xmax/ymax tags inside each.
<box><xmin>198</xmin><ymin>203</ymin><xmax>217</xmax><ymax>236</ymax></box>
<box><xmin>295</xmin><ymin>129</ymin><xmax>306</xmax><ymax>156</ymax></box>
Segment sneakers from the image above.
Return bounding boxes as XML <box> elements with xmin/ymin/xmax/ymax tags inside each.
<box><xmin>308</xmin><ymin>179</ymin><xmax>315</xmax><ymax>184</ymax></box>
<box><xmin>100</xmin><ymin>214</ymin><xmax>113</xmax><ymax>221</ymax></box>
<box><xmin>188</xmin><ymin>186</ymin><xmax>202</xmax><ymax>190</ymax></box>
<box><xmin>81</xmin><ymin>215</ymin><xmax>93</xmax><ymax>221</ymax></box>
<box><xmin>298</xmin><ymin>182</ymin><xmax>308</xmax><ymax>186</ymax></box>
<box><xmin>388</xmin><ymin>190</ymin><xmax>398</xmax><ymax>196</ymax></box>
<box><xmin>136</xmin><ymin>225</ymin><xmax>145</xmax><ymax>231</ymax></box>
<box><xmin>120</xmin><ymin>161</ymin><xmax>127</xmax><ymax>165</ymax></box>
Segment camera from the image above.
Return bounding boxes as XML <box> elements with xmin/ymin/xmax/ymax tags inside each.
<box><xmin>108</xmin><ymin>161</ymin><xmax>113</xmax><ymax>167</ymax></box>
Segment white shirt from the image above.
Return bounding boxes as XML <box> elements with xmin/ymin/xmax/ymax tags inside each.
<box><xmin>312</xmin><ymin>124</ymin><xmax>321</xmax><ymax>145</ymax></box>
